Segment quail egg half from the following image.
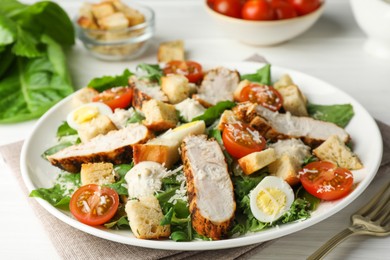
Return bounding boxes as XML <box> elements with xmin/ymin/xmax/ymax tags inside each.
<box><xmin>250</xmin><ymin>176</ymin><xmax>294</xmax><ymax>223</ymax></box>
<box><xmin>67</xmin><ymin>102</ymin><xmax>112</xmax><ymax>130</ymax></box>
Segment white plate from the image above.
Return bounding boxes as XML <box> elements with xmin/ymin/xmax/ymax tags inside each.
<box><xmin>20</xmin><ymin>61</ymin><xmax>382</xmax><ymax>251</ymax></box>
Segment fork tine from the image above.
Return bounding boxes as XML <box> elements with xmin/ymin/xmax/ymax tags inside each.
<box><xmin>354</xmin><ymin>181</ymin><xmax>390</xmax><ymax>217</ymax></box>
<box><xmin>378</xmin><ymin>205</ymin><xmax>390</xmax><ymax>227</ymax></box>
<box><xmin>365</xmin><ymin>185</ymin><xmax>390</xmax><ymax>220</ymax></box>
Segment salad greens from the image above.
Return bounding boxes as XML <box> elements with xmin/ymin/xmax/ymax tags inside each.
<box><xmin>308</xmin><ymin>103</ymin><xmax>354</xmax><ymax>128</ymax></box>
<box><xmin>87</xmin><ymin>69</ymin><xmax>133</xmax><ymax>92</ymax></box>
<box><xmin>0</xmin><ymin>0</ymin><xmax>75</xmax><ymax>123</ymax></box>
<box><xmin>192</xmin><ymin>100</ymin><xmax>236</xmax><ymax>126</ymax></box>
<box><xmin>241</xmin><ymin>64</ymin><xmax>271</xmax><ymax>85</ymax></box>
<box><xmin>136</xmin><ymin>63</ymin><xmax>163</xmax><ymax>84</ymax></box>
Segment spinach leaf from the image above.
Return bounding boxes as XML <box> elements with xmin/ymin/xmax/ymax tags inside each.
<box><xmin>307</xmin><ymin>103</ymin><xmax>354</xmax><ymax>128</ymax></box>
<box><xmin>105</xmin><ymin>163</ymin><xmax>133</xmax><ymax>195</ymax></box>
<box><xmin>137</xmin><ymin>63</ymin><xmax>163</xmax><ymax>84</ymax></box>
<box><xmin>241</xmin><ymin>64</ymin><xmax>271</xmax><ymax>85</ymax></box>
<box><xmin>104</xmin><ymin>215</ymin><xmax>130</xmax><ymax>229</ymax></box>
<box><xmin>57</xmin><ymin>121</ymin><xmax>77</xmax><ymax>137</ymax></box>
<box><xmin>192</xmin><ymin>100</ymin><xmax>236</xmax><ymax>126</ymax></box>
<box><xmin>88</xmin><ymin>69</ymin><xmax>133</xmax><ymax>92</ymax></box>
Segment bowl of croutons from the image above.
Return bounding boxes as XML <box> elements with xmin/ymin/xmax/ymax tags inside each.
<box><xmin>75</xmin><ymin>0</ymin><xmax>155</xmax><ymax>61</ymax></box>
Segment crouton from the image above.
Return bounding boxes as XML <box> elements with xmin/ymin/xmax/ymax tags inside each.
<box><xmin>91</xmin><ymin>2</ymin><xmax>115</xmax><ymax>19</ymax></box>
<box><xmin>72</xmin><ymin>88</ymin><xmax>99</xmax><ymax>107</ymax></box>
<box><xmin>313</xmin><ymin>135</ymin><xmax>363</xmax><ymax>170</ymax></box>
<box><xmin>216</xmin><ymin>110</ymin><xmax>238</xmax><ymax>131</ymax></box>
<box><xmin>132</xmin><ymin>139</ymin><xmax>179</xmax><ymax>169</ymax></box>
<box><xmin>175</xmin><ymin>98</ymin><xmax>206</xmax><ymax>122</ymax></box>
<box><xmin>80</xmin><ymin>162</ymin><xmax>115</xmax><ymax>185</ymax></box>
<box><xmin>142</xmin><ymin>99</ymin><xmax>178</xmax><ymax>131</ymax></box>
<box><xmin>161</xmin><ymin>74</ymin><xmax>190</xmax><ymax>104</ymax></box>
<box><xmin>78</xmin><ymin>115</ymin><xmax>117</xmax><ymax>143</ymax></box>
<box><xmin>125</xmin><ymin>196</ymin><xmax>170</xmax><ymax>239</ymax></box>
<box><xmin>278</xmin><ymin>85</ymin><xmax>308</xmax><ymax>116</ymax></box>
<box><xmin>157</xmin><ymin>40</ymin><xmax>185</xmax><ymax>63</ymax></box>
<box><xmin>238</xmin><ymin>148</ymin><xmax>276</xmax><ymax>175</ymax></box>
<box><xmin>268</xmin><ymin>155</ymin><xmax>300</xmax><ymax>186</ymax></box>
<box><xmin>274</xmin><ymin>74</ymin><xmax>294</xmax><ymax>89</ymax></box>
<box><xmin>98</xmin><ymin>12</ymin><xmax>129</xmax><ymax>30</ymax></box>
<box><xmin>233</xmin><ymin>80</ymin><xmax>250</xmax><ymax>101</ymax></box>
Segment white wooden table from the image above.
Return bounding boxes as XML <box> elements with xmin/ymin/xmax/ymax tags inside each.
<box><xmin>1</xmin><ymin>0</ymin><xmax>389</xmax><ymax>259</ymax></box>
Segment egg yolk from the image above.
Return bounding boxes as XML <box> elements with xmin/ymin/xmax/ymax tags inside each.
<box><xmin>73</xmin><ymin>106</ymin><xmax>99</xmax><ymax>124</ymax></box>
<box><xmin>256</xmin><ymin>188</ymin><xmax>287</xmax><ymax>216</ymax></box>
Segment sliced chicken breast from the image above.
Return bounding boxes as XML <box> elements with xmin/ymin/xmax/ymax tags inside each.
<box><xmin>181</xmin><ymin>135</ymin><xmax>235</xmax><ymax>240</ymax></box>
<box><xmin>193</xmin><ymin>67</ymin><xmax>240</xmax><ymax>107</ymax></box>
<box><xmin>233</xmin><ymin>102</ymin><xmax>349</xmax><ymax>146</ymax></box>
<box><xmin>129</xmin><ymin>76</ymin><xmax>168</xmax><ymax>110</ymax></box>
<box><xmin>47</xmin><ymin>124</ymin><xmax>152</xmax><ymax>173</ymax></box>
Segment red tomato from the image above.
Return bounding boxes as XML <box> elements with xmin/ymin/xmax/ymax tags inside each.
<box><xmin>163</xmin><ymin>60</ymin><xmax>203</xmax><ymax>84</ymax></box>
<box><xmin>213</xmin><ymin>0</ymin><xmax>242</xmax><ymax>18</ymax></box>
<box><xmin>222</xmin><ymin>123</ymin><xmax>266</xmax><ymax>159</ymax></box>
<box><xmin>299</xmin><ymin>161</ymin><xmax>354</xmax><ymax>201</ymax></box>
<box><xmin>237</xmin><ymin>83</ymin><xmax>283</xmax><ymax>112</ymax></box>
<box><xmin>70</xmin><ymin>184</ymin><xmax>119</xmax><ymax>226</ymax></box>
<box><xmin>288</xmin><ymin>0</ymin><xmax>321</xmax><ymax>16</ymax></box>
<box><xmin>271</xmin><ymin>0</ymin><xmax>297</xmax><ymax>19</ymax></box>
<box><xmin>242</xmin><ymin>0</ymin><xmax>275</xmax><ymax>21</ymax></box>
<box><xmin>207</xmin><ymin>0</ymin><xmax>216</xmax><ymax>8</ymax></box>
<box><xmin>92</xmin><ymin>87</ymin><xmax>133</xmax><ymax>111</ymax></box>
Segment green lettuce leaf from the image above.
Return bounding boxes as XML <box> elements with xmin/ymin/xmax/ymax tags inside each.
<box><xmin>0</xmin><ymin>15</ymin><xmax>17</xmax><ymax>46</ymax></box>
<box><xmin>57</xmin><ymin>121</ymin><xmax>77</xmax><ymax>138</ymax></box>
<box><xmin>137</xmin><ymin>63</ymin><xmax>163</xmax><ymax>84</ymax></box>
<box><xmin>192</xmin><ymin>100</ymin><xmax>236</xmax><ymax>126</ymax></box>
<box><xmin>105</xmin><ymin>163</ymin><xmax>133</xmax><ymax>195</ymax></box>
<box><xmin>88</xmin><ymin>69</ymin><xmax>133</xmax><ymax>92</ymax></box>
<box><xmin>241</xmin><ymin>64</ymin><xmax>271</xmax><ymax>85</ymax></box>
<box><xmin>307</xmin><ymin>103</ymin><xmax>354</xmax><ymax>128</ymax></box>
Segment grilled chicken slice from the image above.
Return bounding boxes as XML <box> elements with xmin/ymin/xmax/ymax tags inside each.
<box><xmin>193</xmin><ymin>67</ymin><xmax>240</xmax><ymax>107</ymax></box>
<box><xmin>233</xmin><ymin>102</ymin><xmax>349</xmax><ymax>146</ymax></box>
<box><xmin>181</xmin><ymin>135</ymin><xmax>235</xmax><ymax>240</ymax></box>
<box><xmin>129</xmin><ymin>76</ymin><xmax>168</xmax><ymax>110</ymax></box>
<box><xmin>47</xmin><ymin>124</ymin><xmax>152</xmax><ymax>173</ymax></box>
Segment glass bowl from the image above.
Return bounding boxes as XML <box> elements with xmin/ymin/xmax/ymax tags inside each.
<box><xmin>75</xmin><ymin>2</ymin><xmax>155</xmax><ymax>61</ymax></box>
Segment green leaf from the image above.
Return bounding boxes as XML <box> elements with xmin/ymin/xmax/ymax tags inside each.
<box><xmin>88</xmin><ymin>69</ymin><xmax>133</xmax><ymax>92</ymax></box>
<box><xmin>12</xmin><ymin>27</ymin><xmax>42</xmax><ymax>57</ymax></box>
<box><xmin>41</xmin><ymin>141</ymin><xmax>74</xmax><ymax>159</ymax></box>
<box><xmin>0</xmin><ymin>45</ymin><xmax>15</xmax><ymax>79</ymax></box>
<box><xmin>137</xmin><ymin>63</ymin><xmax>163</xmax><ymax>84</ymax></box>
<box><xmin>307</xmin><ymin>103</ymin><xmax>354</xmax><ymax>128</ymax></box>
<box><xmin>241</xmin><ymin>64</ymin><xmax>271</xmax><ymax>85</ymax></box>
<box><xmin>0</xmin><ymin>0</ymin><xmax>27</xmax><ymax>18</ymax></box>
<box><xmin>105</xmin><ymin>163</ymin><xmax>133</xmax><ymax>195</ymax></box>
<box><xmin>104</xmin><ymin>216</ymin><xmax>130</xmax><ymax>229</ymax></box>
<box><xmin>278</xmin><ymin>198</ymin><xmax>311</xmax><ymax>223</ymax></box>
<box><xmin>57</xmin><ymin>121</ymin><xmax>77</xmax><ymax>137</ymax></box>
<box><xmin>160</xmin><ymin>207</ymin><xmax>174</xmax><ymax>225</ymax></box>
<box><xmin>126</xmin><ymin>110</ymin><xmax>144</xmax><ymax>124</ymax></box>
<box><xmin>0</xmin><ymin>15</ymin><xmax>17</xmax><ymax>45</ymax></box>
<box><xmin>296</xmin><ymin>186</ymin><xmax>321</xmax><ymax>211</ymax></box>
<box><xmin>192</xmin><ymin>100</ymin><xmax>236</xmax><ymax>126</ymax></box>
<box><xmin>171</xmin><ymin>231</ymin><xmax>189</xmax><ymax>242</ymax></box>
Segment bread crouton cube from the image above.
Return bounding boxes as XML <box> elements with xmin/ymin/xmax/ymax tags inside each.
<box><xmin>268</xmin><ymin>155</ymin><xmax>300</xmax><ymax>186</ymax></box>
<box><xmin>233</xmin><ymin>80</ymin><xmax>250</xmax><ymax>101</ymax></box>
<box><xmin>157</xmin><ymin>40</ymin><xmax>185</xmax><ymax>63</ymax></box>
<box><xmin>72</xmin><ymin>87</ymin><xmax>99</xmax><ymax>107</ymax></box>
<box><xmin>91</xmin><ymin>2</ymin><xmax>115</xmax><ymax>19</ymax></box>
<box><xmin>313</xmin><ymin>135</ymin><xmax>363</xmax><ymax>170</ymax></box>
<box><xmin>278</xmin><ymin>85</ymin><xmax>308</xmax><ymax>116</ymax></box>
<box><xmin>161</xmin><ymin>74</ymin><xmax>190</xmax><ymax>104</ymax></box>
<box><xmin>142</xmin><ymin>99</ymin><xmax>178</xmax><ymax>131</ymax></box>
<box><xmin>80</xmin><ymin>162</ymin><xmax>115</xmax><ymax>185</ymax></box>
<box><xmin>78</xmin><ymin>115</ymin><xmax>117</xmax><ymax>143</ymax></box>
<box><xmin>98</xmin><ymin>12</ymin><xmax>129</xmax><ymax>30</ymax></box>
<box><xmin>125</xmin><ymin>196</ymin><xmax>170</xmax><ymax>239</ymax></box>
<box><xmin>216</xmin><ymin>110</ymin><xmax>238</xmax><ymax>131</ymax></box>
<box><xmin>132</xmin><ymin>139</ymin><xmax>180</xmax><ymax>169</ymax></box>
<box><xmin>238</xmin><ymin>148</ymin><xmax>276</xmax><ymax>175</ymax></box>
<box><xmin>274</xmin><ymin>74</ymin><xmax>294</xmax><ymax>89</ymax></box>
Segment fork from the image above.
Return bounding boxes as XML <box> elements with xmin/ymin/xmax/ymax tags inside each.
<box><xmin>307</xmin><ymin>181</ymin><xmax>390</xmax><ymax>260</ymax></box>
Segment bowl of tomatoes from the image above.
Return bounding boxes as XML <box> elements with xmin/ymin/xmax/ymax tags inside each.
<box><xmin>205</xmin><ymin>0</ymin><xmax>325</xmax><ymax>46</ymax></box>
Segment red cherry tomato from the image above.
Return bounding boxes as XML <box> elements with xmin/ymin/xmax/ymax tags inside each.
<box><xmin>222</xmin><ymin>123</ymin><xmax>266</xmax><ymax>159</ymax></box>
<box><xmin>237</xmin><ymin>83</ymin><xmax>283</xmax><ymax>112</ymax></box>
<box><xmin>271</xmin><ymin>0</ymin><xmax>297</xmax><ymax>19</ymax></box>
<box><xmin>299</xmin><ymin>161</ymin><xmax>354</xmax><ymax>201</ymax></box>
<box><xmin>242</xmin><ymin>0</ymin><xmax>275</xmax><ymax>21</ymax></box>
<box><xmin>287</xmin><ymin>0</ymin><xmax>321</xmax><ymax>16</ymax></box>
<box><xmin>92</xmin><ymin>87</ymin><xmax>133</xmax><ymax>111</ymax></box>
<box><xmin>213</xmin><ymin>0</ymin><xmax>242</xmax><ymax>18</ymax></box>
<box><xmin>70</xmin><ymin>184</ymin><xmax>119</xmax><ymax>226</ymax></box>
<box><xmin>163</xmin><ymin>60</ymin><xmax>203</xmax><ymax>84</ymax></box>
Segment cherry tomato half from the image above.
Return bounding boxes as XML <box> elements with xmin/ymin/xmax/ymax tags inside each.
<box><xmin>213</xmin><ymin>0</ymin><xmax>242</xmax><ymax>18</ymax></box>
<box><xmin>92</xmin><ymin>87</ymin><xmax>133</xmax><ymax>111</ymax></box>
<box><xmin>238</xmin><ymin>83</ymin><xmax>283</xmax><ymax>112</ymax></box>
<box><xmin>242</xmin><ymin>0</ymin><xmax>275</xmax><ymax>20</ymax></box>
<box><xmin>299</xmin><ymin>161</ymin><xmax>354</xmax><ymax>201</ymax></box>
<box><xmin>222</xmin><ymin>123</ymin><xmax>266</xmax><ymax>159</ymax></box>
<box><xmin>163</xmin><ymin>60</ymin><xmax>203</xmax><ymax>84</ymax></box>
<box><xmin>70</xmin><ymin>184</ymin><xmax>119</xmax><ymax>226</ymax></box>
<box><xmin>287</xmin><ymin>0</ymin><xmax>321</xmax><ymax>16</ymax></box>
<box><xmin>271</xmin><ymin>0</ymin><xmax>297</xmax><ymax>20</ymax></box>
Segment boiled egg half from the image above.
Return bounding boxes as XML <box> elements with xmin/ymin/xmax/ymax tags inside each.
<box><xmin>250</xmin><ymin>176</ymin><xmax>294</xmax><ymax>223</ymax></box>
<box><xmin>67</xmin><ymin>102</ymin><xmax>112</xmax><ymax>130</ymax></box>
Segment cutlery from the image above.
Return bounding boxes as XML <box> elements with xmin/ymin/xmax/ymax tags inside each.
<box><xmin>308</xmin><ymin>181</ymin><xmax>390</xmax><ymax>260</ymax></box>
